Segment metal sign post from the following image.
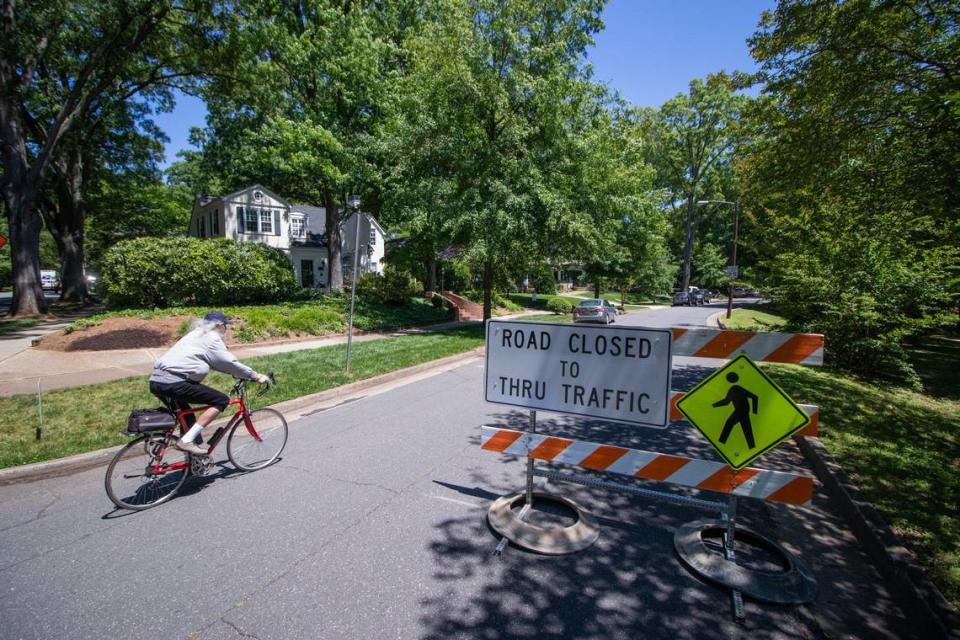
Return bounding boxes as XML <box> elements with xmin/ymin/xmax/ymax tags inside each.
<box><xmin>344</xmin><ymin>197</ymin><xmax>362</xmax><ymax>374</ymax></box>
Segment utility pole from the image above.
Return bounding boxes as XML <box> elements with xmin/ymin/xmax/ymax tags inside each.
<box><xmin>697</xmin><ymin>200</ymin><xmax>738</xmax><ymax>318</ymax></box>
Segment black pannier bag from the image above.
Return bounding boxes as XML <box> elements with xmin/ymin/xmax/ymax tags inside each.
<box><xmin>127</xmin><ymin>408</ymin><xmax>177</xmax><ymax>434</ymax></box>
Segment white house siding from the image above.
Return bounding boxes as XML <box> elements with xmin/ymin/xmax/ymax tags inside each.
<box><xmin>341</xmin><ymin>212</ymin><xmax>385</xmax><ymax>275</ymax></box>
<box><xmin>289</xmin><ymin>247</ymin><xmax>327</xmax><ymax>288</ymax></box>
<box><xmin>228</xmin><ymin>189</ymin><xmax>288</xmax><ymax>250</ymax></box>
<box><xmin>190</xmin><ymin>185</ymin><xmax>386</xmax><ymax>288</ymax></box>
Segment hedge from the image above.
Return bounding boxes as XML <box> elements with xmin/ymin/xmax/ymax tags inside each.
<box><xmin>100</xmin><ymin>237</ymin><xmax>297</xmax><ymax>308</ymax></box>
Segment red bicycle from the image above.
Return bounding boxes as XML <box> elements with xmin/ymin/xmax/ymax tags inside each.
<box><xmin>105</xmin><ymin>374</ymin><xmax>288</xmax><ymax>510</ymax></box>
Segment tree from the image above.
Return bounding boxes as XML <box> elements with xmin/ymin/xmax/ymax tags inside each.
<box><xmin>0</xmin><ymin>0</ymin><xmax>217</xmax><ymax>315</ymax></box>
<box><xmin>643</xmin><ymin>75</ymin><xmax>746</xmax><ymax>293</ymax></box>
<box><xmin>186</xmin><ymin>0</ymin><xmax>417</xmax><ymax>292</ymax></box>
<box><xmin>386</xmin><ymin>0</ymin><xmax>617</xmax><ymax>320</ymax></box>
<box><xmin>740</xmin><ymin>0</ymin><xmax>960</xmax><ymax>381</ymax></box>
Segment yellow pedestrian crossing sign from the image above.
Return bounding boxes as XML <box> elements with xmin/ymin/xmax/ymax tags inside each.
<box><xmin>676</xmin><ymin>354</ymin><xmax>810</xmax><ymax>470</ymax></box>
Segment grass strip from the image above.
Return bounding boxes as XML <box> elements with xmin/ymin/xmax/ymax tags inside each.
<box><xmin>722</xmin><ymin>306</ymin><xmax>788</xmax><ymax>331</ymax></box>
<box><xmin>0</xmin><ymin>325</ymin><xmax>484</xmax><ymax>469</ymax></box>
<box><xmin>764</xmin><ymin>349</ymin><xmax>960</xmax><ymax>610</ymax></box>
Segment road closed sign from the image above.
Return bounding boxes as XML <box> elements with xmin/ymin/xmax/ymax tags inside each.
<box><xmin>485</xmin><ymin>320</ymin><xmax>673</xmax><ymax>427</ymax></box>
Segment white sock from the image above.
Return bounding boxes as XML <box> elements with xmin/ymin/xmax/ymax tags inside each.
<box><xmin>180</xmin><ymin>423</ymin><xmax>204</xmax><ymax>444</ymax></box>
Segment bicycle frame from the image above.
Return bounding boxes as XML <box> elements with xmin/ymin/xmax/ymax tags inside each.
<box><xmin>149</xmin><ymin>382</ymin><xmax>264</xmax><ymax>477</ymax></box>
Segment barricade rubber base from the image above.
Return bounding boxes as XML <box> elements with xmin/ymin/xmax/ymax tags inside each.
<box><xmin>674</xmin><ymin>518</ymin><xmax>818</xmax><ymax>604</ymax></box>
<box><xmin>487</xmin><ymin>491</ymin><xmax>600</xmax><ymax>555</ymax></box>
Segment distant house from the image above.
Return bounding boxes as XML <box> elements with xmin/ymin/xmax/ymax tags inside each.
<box><xmin>189</xmin><ymin>185</ymin><xmax>386</xmax><ymax>289</ymax></box>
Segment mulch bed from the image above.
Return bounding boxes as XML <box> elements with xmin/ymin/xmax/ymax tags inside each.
<box><xmin>36</xmin><ymin>316</ymin><xmax>196</xmax><ymax>352</ymax></box>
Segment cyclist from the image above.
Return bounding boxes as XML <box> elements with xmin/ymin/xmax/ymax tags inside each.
<box><xmin>149</xmin><ymin>311</ymin><xmax>269</xmax><ymax>455</ymax></box>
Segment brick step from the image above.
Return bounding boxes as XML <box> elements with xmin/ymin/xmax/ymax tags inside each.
<box><xmin>429</xmin><ymin>290</ymin><xmax>485</xmax><ymax>321</ymax></box>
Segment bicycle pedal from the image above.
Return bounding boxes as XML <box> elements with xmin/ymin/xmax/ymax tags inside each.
<box><xmin>190</xmin><ymin>454</ymin><xmax>214</xmax><ymax>476</ymax></box>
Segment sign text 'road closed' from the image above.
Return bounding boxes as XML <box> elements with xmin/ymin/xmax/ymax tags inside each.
<box><xmin>484</xmin><ymin>320</ymin><xmax>673</xmax><ymax>427</ymax></box>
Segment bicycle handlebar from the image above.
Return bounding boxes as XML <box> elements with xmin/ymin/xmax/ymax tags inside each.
<box><xmin>231</xmin><ymin>369</ymin><xmax>277</xmax><ymax>397</ymax></box>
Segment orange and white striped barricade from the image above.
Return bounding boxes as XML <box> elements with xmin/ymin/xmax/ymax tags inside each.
<box><xmin>481</xmin><ymin>320</ymin><xmax>824</xmax><ymax>615</ymax></box>
<box><xmin>480</xmin><ymin>427</ymin><xmax>814</xmax><ymax>506</ymax></box>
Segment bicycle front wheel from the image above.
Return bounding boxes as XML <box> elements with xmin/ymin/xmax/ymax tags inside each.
<box><xmin>105</xmin><ymin>434</ymin><xmax>189</xmax><ymax>510</ymax></box>
<box><xmin>227</xmin><ymin>408</ymin><xmax>288</xmax><ymax>471</ymax></box>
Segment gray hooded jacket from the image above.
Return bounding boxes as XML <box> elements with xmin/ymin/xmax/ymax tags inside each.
<box><xmin>149</xmin><ymin>327</ymin><xmax>255</xmax><ymax>384</ymax></box>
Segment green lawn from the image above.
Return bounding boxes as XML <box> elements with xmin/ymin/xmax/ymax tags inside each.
<box><xmin>765</xmin><ymin>334</ymin><xmax>960</xmax><ymax>609</ymax></box>
<box><xmin>0</xmin><ymin>325</ymin><xmax>484</xmax><ymax>469</ymax></box>
<box><xmin>722</xmin><ymin>306</ymin><xmax>788</xmax><ymax>331</ymax></box>
<box><xmin>63</xmin><ymin>297</ymin><xmax>452</xmax><ymax>342</ymax></box>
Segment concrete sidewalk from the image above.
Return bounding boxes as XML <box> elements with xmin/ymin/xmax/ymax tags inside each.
<box><xmin>0</xmin><ymin>311</ymin><xmax>551</xmax><ymax>397</ymax></box>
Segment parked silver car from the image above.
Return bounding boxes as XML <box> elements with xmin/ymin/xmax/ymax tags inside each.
<box><xmin>572</xmin><ymin>298</ymin><xmax>617</xmax><ymax>324</ymax></box>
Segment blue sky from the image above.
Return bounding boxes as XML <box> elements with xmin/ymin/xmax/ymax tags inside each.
<box><xmin>154</xmin><ymin>0</ymin><xmax>774</xmax><ymax>168</ymax></box>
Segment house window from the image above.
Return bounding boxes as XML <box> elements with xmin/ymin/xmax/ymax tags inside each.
<box><xmin>242</xmin><ymin>206</ymin><xmax>258</xmax><ymax>233</ymax></box>
<box><xmin>259</xmin><ymin>209</ymin><xmax>273</xmax><ymax>234</ymax></box>
<box><xmin>238</xmin><ymin>205</ymin><xmax>278</xmax><ymax>234</ymax></box>
<box><xmin>290</xmin><ymin>216</ymin><xmax>305</xmax><ymax>238</ymax></box>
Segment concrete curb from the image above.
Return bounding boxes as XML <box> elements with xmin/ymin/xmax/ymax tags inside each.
<box><xmin>706</xmin><ymin>311</ymin><xmax>724</xmax><ymax>328</ymax></box>
<box><xmin>795</xmin><ymin>435</ymin><xmax>960</xmax><ymax>640</ymax></box>
<box><xmin>0</xmin><ymin>347</ymin><xmax>484</xmax><ymax>487</ymax></box>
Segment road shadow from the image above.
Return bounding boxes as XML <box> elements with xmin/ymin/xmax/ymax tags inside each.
<box><xmin>100</xmin><ymin>459</ymin><xmax>260</xmax><ymax>518</ymax></box>
<box><xmin>420</xmin><ymin>461</ymin><xmax>827</xmax><ymax>640</ymax></box>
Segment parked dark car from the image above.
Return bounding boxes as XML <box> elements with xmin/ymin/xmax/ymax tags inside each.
<box><xmin>573</xmin><ymin>298</ymin><xmax>617</xmax><ymax>324</ymax></box>
<box><xmin>689</xmin><ymin>287</ymin><xmax>705</xmax><ymax>305</ymax></box>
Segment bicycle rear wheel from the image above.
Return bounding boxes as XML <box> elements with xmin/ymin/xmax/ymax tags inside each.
<box><xmin>226</xmin><ymin>408</ymin><xmax>288</xmax><ymax>471</ymax></box>
<box><xmin>105</xmin><ymin>434</ymin><xmax>189</xmax><ymax>510</ymax></box>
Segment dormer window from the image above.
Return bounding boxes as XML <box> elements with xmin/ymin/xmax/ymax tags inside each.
<box><xmin>290</xmin><ymin>215</ymin><xmax>305</xmax><ymax>238</ymax></box>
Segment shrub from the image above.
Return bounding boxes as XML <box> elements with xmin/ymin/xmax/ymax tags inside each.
<box><xmin>354</xmin><ymin>267</ymin><xmax>421</xmax><ymax>306</ymax></box>
<box><xmin>546</xmin><ymin>297</ymin><xmax>572</xmax><ymax>314</ymax></box>
<box><xmin>355</xmin><ymin>272</ymin><xmax>383</xmax><ymax>303</ymax></box>
<box><xmin>381</xmin><ymin>266</ymin><xmax>421</xmax><ymax>304</ymax></box>
<box><xmin>440</xmin><ymin>260</ymin><xmax>471</xmax><ymax>292</ymax></box>
<box><xmin>100</xmin><ymin>237</ymin><xmax>296</xmax><ymax>308</ymax></box>
<box><xmin>529</xmin><ymin>263</ymin><xmax>557</xmax><ymax>295</ymax></box>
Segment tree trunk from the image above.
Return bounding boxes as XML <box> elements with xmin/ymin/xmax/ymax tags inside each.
<box><xmin>681</xmin><ymin>195</ymin><xmax>695</xmax><ymax>292</ymax></box>
<box><xmin>48</xmin><ymin>149</ymin><xmax>88</xmax><ymax>302</ymax></box>
<box><xmin>0</xmin><ymin>108</ymin><xmax>48</xmax><ymax>316</ymax></box>
<box><xmin>6</xmin><ymin>201</ymin><xmax>47</xmax><ymax>316</ymax></box>
<box><xmin>425</xmin><ymin>253</ymin><xmax>437</xmax><ymax>294</ymax></box>
<box><xmin>482</xmin><ymin>259</ymin><xmax>493</xmax><ymax>322</ymax></box>
<box><xmin>324</xmin><ymin>191</ymin><xmax>344</xmax><ymax>291</ymax></box>
<box><xmin>594</xmin><ymin>281</ymin><xmax>601</xmax><ymax>298</ymax></box>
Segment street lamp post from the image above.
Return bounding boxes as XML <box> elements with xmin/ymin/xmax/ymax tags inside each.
<box><xmin>697</xmin><ymin>200</ymin><xmax>738</xmax><ymax>319</ymax></box>
<box><xmin>345</xmin><ymin>195</ymin><xmax>362</xmax><ymax>374</ymax></box>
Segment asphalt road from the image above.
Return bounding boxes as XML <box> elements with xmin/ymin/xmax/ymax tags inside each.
<box><xmin>0</xmin><ymin>303</ymin><xmax>918</xmax><ymax>639</ymax></box>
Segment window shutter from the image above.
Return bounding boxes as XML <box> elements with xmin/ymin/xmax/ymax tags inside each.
<box><xmin>274</xmin><ymin>209</ymin><xmax>281</xmax><ymax>236</ymax></box>
<box><xmin>237</xmin><ymin>207</ymin><xmax>245</xmax><ymax>234</ymax></box>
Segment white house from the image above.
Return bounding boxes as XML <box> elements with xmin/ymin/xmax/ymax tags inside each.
<box><xmin>189</xmin><ymin>185</ymin><xmax>386</xmax><ymax>289</ymax></box>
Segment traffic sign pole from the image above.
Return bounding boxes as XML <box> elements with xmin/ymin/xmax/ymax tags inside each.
<box><xmin>727</xmin><ymin>207</ymin><xmax>739</xmax><ymax>319</ymax></box>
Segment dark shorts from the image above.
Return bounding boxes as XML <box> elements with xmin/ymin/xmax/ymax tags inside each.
<box><xmin>149</xmin><ymin>380</ymin><xmax>230</xmax><ymax>413</ymax></box>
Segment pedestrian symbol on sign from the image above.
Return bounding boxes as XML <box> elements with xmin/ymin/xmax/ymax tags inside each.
<box><xmin>712</xmin><ymin>373</ymin><xmax>758</xmax><ymax>449</ymax></box>
<box><xmin>675</xmin><ymin>354</ymin><xmax>811</xmax><ymax>470</ymax></box>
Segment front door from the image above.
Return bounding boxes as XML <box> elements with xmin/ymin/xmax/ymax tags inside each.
<box><xmin>301</xmin><ymin>259</ymin><xmax>315</xmax><ymax>288</ymax></box>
